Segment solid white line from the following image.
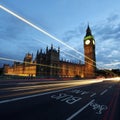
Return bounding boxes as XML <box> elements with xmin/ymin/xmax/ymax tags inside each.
<box><xmin>100</xmin><ymin>89</ymin><xmax>108</xmax><ymax>96</ymax></box>
<box><xmin>90</xmin><ymin>93</ymin><xmax>96</xmax><ymax>97</ymax></box>
<box><xmin>0</xmin><ymin>86</ymin><xmax>82</xmax><ymax>104</ymax></box>
<box><xmin>66</xmin><ymin>99</ymin><xmax>95</xmax><ymax>120</ymax></box>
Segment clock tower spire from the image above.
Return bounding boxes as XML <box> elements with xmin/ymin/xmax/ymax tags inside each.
<box><xmin>84</xmin><ymin>25</ymin><xmax>96</xmax><ymax>78</ymax></box>
<box><xmin>85</xmin><ymin>24</ymin><xmax>92</xmax><ymax>36</ymax></box>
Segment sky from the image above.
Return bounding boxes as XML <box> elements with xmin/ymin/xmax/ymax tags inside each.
<box><xmin>0</xmin><ymin>0</ymin><xmax>120</xmax><ymax>69</ymax></box>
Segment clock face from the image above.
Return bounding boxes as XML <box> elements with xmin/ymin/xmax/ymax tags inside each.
<box><xmin>85</xmin><ymin>40</ymin><xmax>90</xmax><ymax>45</ymax></box>
<box><xmin>93</xmin><ymin>40</ymin><xmax>95</xmax><ymax>45</ymax></box>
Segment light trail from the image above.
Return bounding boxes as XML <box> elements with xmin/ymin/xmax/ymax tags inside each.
<box><xmin>0</xmin><ymin>56</ymin><xmax>94</xmax><ymax>75</ymax></box>
<box><xmin>1</xmin><ymin>80</ymin><xmax>101</xmax><ymax>92</ymax></box>
<box><xmin>35</xmin><ymin>38</ymin><xmax>82</xmax><ymax>62</ymax></box>
<box><xmin>0</xmin><ymin>57</ymin><xmax>23</xmax><ymax>63</ymax></box>
<box><xmin>0</xmin><ymin>57</ymin><xmax>56</xmax><ymax>69</ymax></box>
<box><xmin>0</xmin><ymin>79</ymin><xmax>103</xmax><ymax>103</ymax></box>
<box><xmin>0</xmin><ymin>5</ymin><xmax>95</xmax><ymax>65</ymax></box>
<box><xmin>0</xmin><ymin>5</ymin><xmax>117</xmax><ymax>76</ymax></box>
<box><xmin>34</xmin><ymin>38</ymin><xmax>94</xmax><ymax>67</ymax></box>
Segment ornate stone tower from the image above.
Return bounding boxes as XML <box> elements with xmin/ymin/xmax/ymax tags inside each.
<box><xmin>24</xmin><ymin>53</ymin><xmax>33</xmax><ymax>65</ymax></box>
<box><xmin>36</xmin><ymin>49</ymin><xmax>46</xmax><ymax>77</ymax></box>
<box><xmin>84</xmin><ymin>25</ymin><xmax>96</xmax><ymax>78</ymax></box>
<box><xmin>46</xmin><ymin>45</ymin><xmax>60</xmax><ymax>77</ymax></box>
<box><xmin>36</xmin><ymin>45</ymin><xmax>60</xmax><ymax>78</ymax></box>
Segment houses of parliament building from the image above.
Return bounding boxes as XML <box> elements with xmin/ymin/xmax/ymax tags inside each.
<box><xmin>3</xmin><ymin>25</ymin><xmax>96</xmax><ymax>78</ymax></box>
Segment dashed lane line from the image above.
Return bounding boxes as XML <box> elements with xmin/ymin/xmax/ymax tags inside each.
<box><xmin>100</xmin><ymin>89</ymin><xmax>108</xmax><ymax>96</ymax></box>
<box><xmin>90</xmin><ymin>93</ymin><xmax>96</xmax><ymax>97</ymax></box>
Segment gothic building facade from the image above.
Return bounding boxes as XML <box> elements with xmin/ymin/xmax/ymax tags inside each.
<box><xmin>3</xmin><ymin>25</ymin><xmax>96</xmax><ymax>78</ymax></box>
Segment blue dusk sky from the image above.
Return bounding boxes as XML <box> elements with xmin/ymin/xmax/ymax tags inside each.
<box><xmin>0</xmin><ymin>0</ymin><xmax>120</xmax><ymax>69</ymax></box>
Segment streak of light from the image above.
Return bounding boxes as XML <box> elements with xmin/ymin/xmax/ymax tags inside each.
<box><xmin>0</xmin><ymin>5</ymin><xmax>116</xmax><ymax>76</ymax></box>
<box><xmin>0</xmin><ymin>56</ymin><xmax>93</xmax><ymax>76</ymax></box>
<box><xmin>103</xmin><ymin>77</ymin><xmax>120</xmax><ymax>81</ymax></box>
<box><xmin>1</xmin><ymin>79</ymin><xmax>103</xmax><ymax>92</ymax></box>
<box><xmin>35</xmin><ymin>38</ymin><xmax>82</xmax><ymax>61</ymax></box>
<box><xmin>0</xmin><ymin>57</ymin><xmax>23</xmax><ymax>63</ymax></box>
<box><xmin>0</xmin><ymin>5</ymin><xmax>95</xmax><ymax>66</ymax></box>
<box><xmin>0</xmin><ymin>56</ymin><xmax>56</xmax><ymax>68</ymax></box>
<box><xmin>0</xmin><ymin>79</ymin><xmax>103</xmax><ymax>100</ymax></box>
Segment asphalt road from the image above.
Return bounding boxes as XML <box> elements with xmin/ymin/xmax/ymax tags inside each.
<box><xmin>0</xmin><ymin>78</ymin><xmax>119</xmax><ymax>120</ymax></box>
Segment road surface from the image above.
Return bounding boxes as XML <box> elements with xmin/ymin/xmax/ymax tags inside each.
<box><xmin>0</xmin><ymin>78</ymin><xmax>119</xmax><ymax>120</ymax></box>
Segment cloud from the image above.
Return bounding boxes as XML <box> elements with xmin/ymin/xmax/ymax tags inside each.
<box><xmin>0</xmin><ymin>12</ymin><xmax>26</xmax><ymax>41</ymax></box>
<box><xmin>104</xmin><ymin>61</ymin><xmax>120</xmax><ymax>69</ymax></box>
<box><xmin>107</xmin><ymin>14</ymin><xmax>119</xmax><ymax>23</ymax></box>
<box><xmin>60</xmin><ymin>14</ymin><xmax>120</xmax><ymax>69</ymax></box>
<box><xmin>0</xmin><ymin>11</ymin><xmax>42</xmax><ymax>59</ymax></box>
<box><xmin>95</xmin><ymin>13</ymin><xmax>120</xmax><ymax>38</ymax></box>
<box><xmin>107</xmin><ymin>50</ymin><xmax>120</xmax><ymax>58</ymax></box>
<box><xmin>0</xmin><ymin>7</ymin><xmax>120</xmax><ymax>70</ymax></box>
<box><xmin>61</xmin><ymin>13</ymin><xmax>120</xmax><ymax>69</ymax></box>
<box><xmin>93</xmin><ymin>13</ymin><xmax>120</xmax><ymax>69</ymax></box>
<box><xmin>62</xmin><ymin>29</ymin><xmax>81</xmax><ymax>42</ymax></box>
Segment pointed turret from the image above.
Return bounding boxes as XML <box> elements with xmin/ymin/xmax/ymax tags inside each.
<box><xmin>58</xmin><ymin>47</ymin><xmax>60</xmax><ymax>53</ymax></box>
<box><xmin>35</xmin><ymin>50</ymin><xmax>39</xmax><ymax>61</ymax></box>
<box><xmin>46</xmin><ymin>46</ymin><xmax>48</xmax><ymax>53</ymax></box>
<box><xmin>40</xmin><ymin>49</ymin><xmax>42</xmax><ymax>54</ymax></box>
<box><xmin>51</xmin><ymin>44</ymin><xmax>53</xmax><ymax>50</ymax></box>
<box><xmin>85</xmin><ymin>24</ymin><xmax>92</xmax><ymax>37</ymax></box>
<box><xmin>37</xmin><ymin>50</ymin><xmax>39</xmax><ymax>55</ymax></box>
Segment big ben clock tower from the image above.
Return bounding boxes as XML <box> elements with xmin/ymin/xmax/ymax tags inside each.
<box><xmin>84</xmin><ymin>25</ymin><xmax>96</xmax><ymax>78</ymax></box>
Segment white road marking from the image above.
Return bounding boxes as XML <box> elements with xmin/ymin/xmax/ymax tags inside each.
<box><xmin>51</xmin><ymin>93</ymin><xmax>82</xmax><ymax>105</ymax></box>
<box><xmin>90</xmin><ymin>93</ymin><xmax>96</xmax><ymax>97</ymax></box>
<box><xmin>108</xmin><ymin>86</ymin><xmax>112</xmax><ymax>89</ymax></box>
<box><xmin>100</xmin><ymin>89</ymin><xmax>108</xmax><ymax>96</ymax></box>
<box><xmin>89</xmin><ymin>101</ymin><xmax>108</xmax><ymax>114</ymax></box>
<box><xmin>0</xmin><ymin>86</ymin><xmax>82</xmax><ymax>104</ymax></box>
<box><xmin>66</xmin><ymin>99</ymin><xmax>95</xmax><ymax>120</ymax></box>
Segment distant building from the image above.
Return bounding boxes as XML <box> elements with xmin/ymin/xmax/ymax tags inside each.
<box><xmin>3</xmin><ymin>25</ymin><xmax>96</xmax><ymax>78</ymax></box>
<box><xmin>3</xmin><ymin>53</ymin><xmax>36</xmax><ymax>77</ymax></box>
